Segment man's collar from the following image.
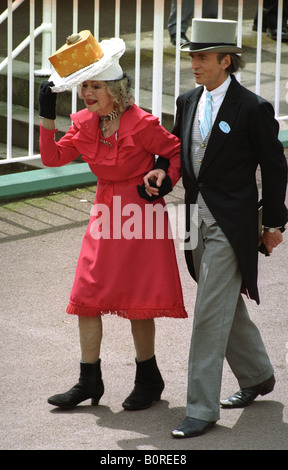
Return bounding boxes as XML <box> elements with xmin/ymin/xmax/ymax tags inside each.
<box><xmin>204</xmin><ymin>75</ymin><xmax>231</xmax><ymax>100</ymax></box>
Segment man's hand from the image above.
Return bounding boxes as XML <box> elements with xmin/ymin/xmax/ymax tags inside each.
<box><xmin>143</xmin><ymin>169</ymin><xmax>166</xmax><ymax>197</ymax></box>
<box><xmin>259</xmin><ymin>229</ymin><xmax>283</xmax><ymax>255</ymax></box>
<box><xmin>137</xmin><ymin>169</ymin><xmax>172</xmax><ymax>201</ymax></box>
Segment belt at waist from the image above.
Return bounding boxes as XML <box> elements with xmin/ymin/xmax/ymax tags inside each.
<box><xmin>96</xmin><ymin>175</ymin><xmax>144</xmax><ymax>207</ymax></box>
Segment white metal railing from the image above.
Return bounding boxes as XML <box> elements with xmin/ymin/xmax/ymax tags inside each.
<box><xmin>0</xmin><ymin>0</ymin><xmax>57</xmax><ymax>163</ymax></box>
<box><xmin>0</xmin><ymin>0</ymin><xmax>287</xmax><ymax>166</ymax></box>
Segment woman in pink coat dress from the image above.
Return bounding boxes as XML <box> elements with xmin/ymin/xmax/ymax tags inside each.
<box><xmin>38</xmin><ymin>36</ymin><xmax>187</xmax><ymax>411</ymax></box>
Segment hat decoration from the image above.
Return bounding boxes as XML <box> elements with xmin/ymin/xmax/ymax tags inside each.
<box><xmin>48</xmin><ymin>32</ymin><xmax>126</xmax><ymax>93</ymax></box>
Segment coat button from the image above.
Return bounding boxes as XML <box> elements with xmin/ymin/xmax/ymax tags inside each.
<box><xmin>200</xmin><ymin>143</ymin><xmax>205</xmax><ymax>148</ymax></box>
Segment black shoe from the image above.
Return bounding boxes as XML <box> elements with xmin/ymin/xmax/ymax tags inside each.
<box><xmin>266</xmin><ymin>27</ymin><xmax>288</xmax><ymax>41</ymax></box>
<box><xmin>171</xmin><ymin>417</ymin><xmax>215</xmax><ymax>439</ymax></box>
<box><xmin>47</xmin><ymin>360</ymin><xmax>104</xmax><ymax>409</ymax></box>
<box><xmin>122</xmin><ymin>355</ymin><xmax>164</xmax><ymax>411</ymax></box>
<box><xmin>170</xmin><ymin>33</ymin><xmax>189</xmax><ymax>46</ymax></box>
<box><xmin>220</xmin><ymin>375</ymin><xmax>275</xmax><ymax>409</ymax></box>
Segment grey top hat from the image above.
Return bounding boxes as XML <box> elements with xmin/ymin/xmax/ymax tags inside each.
<box><xmin>180</xmin><ymin>18</ymin><xmax>243</xmax><ymax>53</ymax></box>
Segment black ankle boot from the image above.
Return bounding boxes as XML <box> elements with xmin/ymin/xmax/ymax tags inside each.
<box><xmin>48</xmin><ymin>359</ymin><xmax>104</xmax><ymax>409</ymax></box>
<box><xmin>122</xmin><ymin>355</ymin><xmax>164</xmax><ymax>410</ymax></box>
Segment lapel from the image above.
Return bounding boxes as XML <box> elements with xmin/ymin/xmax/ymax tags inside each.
<box><xmin>181</xmin><ymin>86</ymin><xmax>203</xmax><ymax>182</ymax></box>
<box><xmin>199</xmin><ymin>75</ymin><xmax>242</xmax><ymax>176</ymax></box>
<box><xmin>71</xmin><ymin>109</ymin><xmax>99</xmax><ymax>142</ymax></box>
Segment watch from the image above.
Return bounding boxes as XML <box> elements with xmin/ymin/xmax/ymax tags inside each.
<box><xmin>264</xmin><ymin>227</ymin><xmax>278</xmax><ymax>233</ymax></box>
<box><xmin>264</xmin><ymin>226</ymin><xmax>286</xmax><ymax>233</ymax></box>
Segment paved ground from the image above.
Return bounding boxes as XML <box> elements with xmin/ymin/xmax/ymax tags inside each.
<box><xmin>0</xmin><ymin>168</ymin><xmax>287</xmax><ymax>451</ymax></box>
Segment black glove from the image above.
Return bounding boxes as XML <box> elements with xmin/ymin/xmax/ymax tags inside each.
<box><xmin>154</xmin><ymin>156</ymin><xmax>170</xmax><ymax>173</ymax></box>
<box><xmin>137</xmin><ymin>176</ymin><xmax>172</xmax><ymax>202</ymax></box>
<box><xmin>38</xmin><ymin>81</ymin><xmax>57</xmax><ymax>119</ymax></box>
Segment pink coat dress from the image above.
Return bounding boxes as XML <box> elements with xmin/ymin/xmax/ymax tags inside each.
<box><xmin>39</xmin><ymin>104</ymin><xmax>187</xmax><ymax>319</ymax></box>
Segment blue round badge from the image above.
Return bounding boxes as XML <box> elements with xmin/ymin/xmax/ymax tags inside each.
<box><xmin>219</xmin><ymin>121</ymin><xmax>231</xmax><ymax>133</ymax></box>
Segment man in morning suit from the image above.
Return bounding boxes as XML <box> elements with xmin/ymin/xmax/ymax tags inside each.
<box><xmin>142</xmin><ymin>18</ymin><xmax>288</xmax><ymax>438</ymax></box>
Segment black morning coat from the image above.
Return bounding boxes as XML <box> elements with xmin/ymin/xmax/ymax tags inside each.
<box><xmin>160</xmin><ymin>74</ymin><xmax>288</xmax><ymax>304</ymax></box>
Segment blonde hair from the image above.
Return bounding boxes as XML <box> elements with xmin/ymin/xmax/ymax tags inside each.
<box><xmin>106</xmin><ymin>74</ymin><xmax>134</xmax><ymax>112</ymax></box>
<box><xmin>78</xmin><ymin>73</ymin><xmax>134</xmax><ymax>113</ymax></box>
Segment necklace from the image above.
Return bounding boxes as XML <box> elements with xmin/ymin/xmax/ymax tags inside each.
<box><xmin>100</xmin><ymin>109</ymin><xmax>119</xmax><ymax>133</ymax></box>
<box><xmin>100</xmin><ymin>120</ymin><xmax>112</xmax><ymax>133</ymax></box>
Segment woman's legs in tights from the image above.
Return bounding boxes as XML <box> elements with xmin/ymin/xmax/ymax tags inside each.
<box><xmin>78</xmin><ymin>316</ymin><xmax>156</xmax><ymax>363</ymax></box>
<box><xmin>130</xmin><ymin>319</ymin><xmax>155</xmax><ymax>361</ymax></box>
<box><xmin>78</xmin><ymin>316</ymin><xmax>103</xmax><ymax>363</ymax></box>
<box><xmin>122</xmin><ymin>318</ymin><xmax>163</xmax><ymax>410</ymax></box>
<box><xmin>47</xmin><ymin>316</ymin><xmax>104</xmax><ymax>407</ymax></box>
<box><xmin>72</xmin><ymin>316</ymin><xmax>161</xmax><ymax>411</ymax></box>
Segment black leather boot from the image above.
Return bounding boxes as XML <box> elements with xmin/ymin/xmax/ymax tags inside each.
<box><xmin>47</xmin><ymin>359</ymin><xmax>104</xmax><ymax>409</ymax></box>
<box><xmin>122</xmin><ymin>355</ymin><xmax>164</xmax><ymax>410</ymax></box>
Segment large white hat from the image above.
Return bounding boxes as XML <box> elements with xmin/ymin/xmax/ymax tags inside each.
<box><xmin>180</xmin><ymin>18</ymin><xmax>243</xmax><ymax>53</ymax></box>
<box><xmin>49</xmin><ymin>37</ymin><xmax>126</xmax><ymax>93</ymax></box>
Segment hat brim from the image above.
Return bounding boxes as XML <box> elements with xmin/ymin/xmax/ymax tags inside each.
<box><xmin>180</xmin><ymin>42</ymin><xmax>243</xmax><ymax>53</ymax></box>
<box><xmin>49</xmin><ymin>37</ymin><xmax>126</xmax><ymax>93</ymax></box>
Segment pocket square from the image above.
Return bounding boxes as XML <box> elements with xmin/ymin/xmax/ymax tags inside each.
<box><xmin>219</xmin><ymin>121</ymin><xmax>231</xmax><ymax>133</ymax></box>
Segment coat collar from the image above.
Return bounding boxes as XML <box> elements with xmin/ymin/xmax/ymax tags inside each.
<box><xmin>181</xmin><ymin>75</ymin><xmax>242</xmax><ymax>178</ymax></box>
<box><xmin>70</xmin><ymin>108</ymin><xmax>99</xmax><ymax>141</ymax></box>
<box><xmin>200</xmin><ymin>74</ymin><xmax>242</xmax><ymax>175</ymax></box>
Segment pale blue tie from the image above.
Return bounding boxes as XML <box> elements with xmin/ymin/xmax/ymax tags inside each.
<box><xmin>200</xmin><ymin>91</ymin><xmax>212</xmax><ymax>140</ymax></box>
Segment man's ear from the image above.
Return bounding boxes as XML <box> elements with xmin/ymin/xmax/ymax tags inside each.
<box><xmin>222</xmin><ymin>54</ymin><xmax>231</xmax><ymax>71</ymax></box>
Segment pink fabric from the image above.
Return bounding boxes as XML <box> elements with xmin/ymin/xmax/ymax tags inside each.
<box><xmin>40</xmin><ymin>105</ymin><xmax>187</xmax><ymax>319</ymax></box>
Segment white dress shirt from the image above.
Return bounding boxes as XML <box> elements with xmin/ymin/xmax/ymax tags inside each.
<box><xmin>191</xmin><ymin>75</ymin><xmax>232</xmax><ymax>228</ymax></box>
<box><xmin>198</xmin><ymin>75</ymin><xmax>232</xmax><ymax>128</ymax></box>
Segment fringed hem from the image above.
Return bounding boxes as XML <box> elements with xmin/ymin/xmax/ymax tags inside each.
<box><xmin>66</xmin><ymin>302</ymin><xmax>188</xmax><ymax>319</ymax></box>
